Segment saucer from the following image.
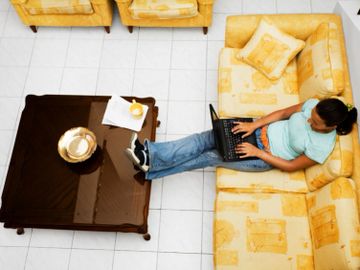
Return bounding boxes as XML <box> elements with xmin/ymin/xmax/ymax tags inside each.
<box><xmin>58</xmin><ymin>127</ymin><xmax>97</xmax><ymax>163</ymax></box>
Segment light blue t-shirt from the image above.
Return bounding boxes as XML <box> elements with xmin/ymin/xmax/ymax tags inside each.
<box><xmin>267</xmin><ymin>99</ymin><xmax>336</xmax><ymax>164</ymax></box>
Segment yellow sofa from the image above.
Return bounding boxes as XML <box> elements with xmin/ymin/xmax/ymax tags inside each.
<box><xmin>114</xmin><ymin>0</ymin><xmax>214</xmax><ymax>34</ymax></box>
<box><xmin>214</xmin><ymin>14</ymin><xmax>360</xmax><ymax>270</ymax></box>
<box><xmin>10</xmin><ymin>0</ymin><xmax>113</xmax><ymax>33</ymax></box>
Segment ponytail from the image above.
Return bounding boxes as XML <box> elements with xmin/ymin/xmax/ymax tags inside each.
<box><xmin>316</xmin><ymin>98</ymin><xmax>358</xmax><ymax>135</ymax></box>
<box><xmin>336</xmin><ymin>107</ymin><xmax>358</xmax><ymax>135</ymax></box>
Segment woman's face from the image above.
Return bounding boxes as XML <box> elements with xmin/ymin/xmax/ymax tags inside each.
<box><xmin>308</xmin><ymin>108</ymin><xmax>336</xmax><ymax>133</ymax></box>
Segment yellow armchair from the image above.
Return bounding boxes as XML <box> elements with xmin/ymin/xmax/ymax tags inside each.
<box><xmin>114</xmin><ymin>0</ymin><xmax>214</xmax><ymax>34</ymax></box>
<box><xmin>10</xmin><ymin>0</ymin><xmax>113</xmax><ymax>33</ymax></box>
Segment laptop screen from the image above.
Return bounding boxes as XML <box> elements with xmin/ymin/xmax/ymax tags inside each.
<box><xmin>209</xmin><ymin>104</ymin><xmax>219</xmax><ymax>121</ymax></box>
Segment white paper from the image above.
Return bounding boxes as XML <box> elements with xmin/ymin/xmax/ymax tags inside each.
<box><xmin>102</xmin><ymin>95</ymin><xmax>148</xmax><ymax>132</ymax></box>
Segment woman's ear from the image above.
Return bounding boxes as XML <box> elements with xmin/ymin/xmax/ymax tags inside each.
<box><xmin>326</xmin><ymin>124</ymin><xmax>337</xmax><ymax>132</ymax></box>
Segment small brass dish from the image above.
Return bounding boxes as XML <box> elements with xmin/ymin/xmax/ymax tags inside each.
<box><xmin>58</xmin><ymin>127</ymin><xmax>97</xmax><ymax>163</ymax></box>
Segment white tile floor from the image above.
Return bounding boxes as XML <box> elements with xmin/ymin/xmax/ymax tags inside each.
<box><xmin>0</xmin><ymin>0</ymin><xmax>351</xmax><ymax>269</ymax></box>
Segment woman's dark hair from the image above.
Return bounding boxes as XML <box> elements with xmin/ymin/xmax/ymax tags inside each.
<box><xmin>316</xmin><ymin>98</ymin><xmax>358</xmax><ymax>135</ymax></box>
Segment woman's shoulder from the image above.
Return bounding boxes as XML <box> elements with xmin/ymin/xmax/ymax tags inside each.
<box><xmin>305</xmin><ymin>130</ymin><xmax>336</xmax><ymax>163</ymax></box>
<box><xmin>302</xmin><ymin>98</ymin><xmax>319</xmax><ymax>111</ymax></box>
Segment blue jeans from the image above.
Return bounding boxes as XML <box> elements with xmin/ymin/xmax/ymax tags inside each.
<box><xmin>144</xmin><ymin>130</ymin><xmax>272</xmax><ymax>179</ymax></box>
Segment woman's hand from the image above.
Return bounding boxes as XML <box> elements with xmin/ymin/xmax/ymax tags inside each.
<box><xmin>231</xmin><ymin>121</ymin><xmax>256</xmax><ymax>138</ymax></box>
<box><xmin>235</xmin><ymin>142</ymin><xmax>261</xmax><ymax>158</ymax></box>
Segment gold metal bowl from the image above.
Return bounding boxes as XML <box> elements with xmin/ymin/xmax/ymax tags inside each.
<box><xmin>58</xmin><ymin>127</ymin><xmax>97</xmax><ymax>163</ymax></box>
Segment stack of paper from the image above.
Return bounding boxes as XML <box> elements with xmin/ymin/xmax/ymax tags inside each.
<box><xmin>102</xmin><ymin>95</ymin><xmax>148</xmax><ymax>132</ymax></box>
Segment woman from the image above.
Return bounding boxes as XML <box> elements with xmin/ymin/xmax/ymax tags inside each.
<box><xmin>125</xmin><ymin>98</ymin><xmax>358</xmax><ymax>180</ymax></box>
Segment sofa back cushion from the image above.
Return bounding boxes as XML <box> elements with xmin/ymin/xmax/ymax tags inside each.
<box><xmin>298</xmin><ymin>22</ymin><xmax>345</xmax><ymax>102</ymax></box>
<box><xmin>23</xmin><ymin>0</ymin><xmax>93</xmax><ymax>15</ymax></box>
<box><xmin>306</xmin><ymin>177</ymin><xmax>360</xmax><ymax>269</ymax></box>
<box><xmin>225</xmin><ymin>14</ymin><xmax>343</xmax><ymax>48</ymax></box>
<box><xmin>237</xmin><ymin>19</ymin><xmax>305</xmax><ymax>81</ymax></box>
<box><xmin>218</xmin><ymin>48</ymin><xmax>300</xmax><ymax>118</ymax></box>
<box><xmin>305</xmin><ymin>133</ymin><xmax>353</xmax><ymax>191</ymax></box>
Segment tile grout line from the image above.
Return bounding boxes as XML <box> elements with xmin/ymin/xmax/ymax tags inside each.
<box><xmin>155</xmin><ymin>178</ymin><xmax>164</xmax><ymax>270</ymax></box>
<box><xmin>111</xmin><ymin>231</ymin><xmax>117</xmax><ymax>270</ymax></box>
<box><xmin>6</xmin><ymin>22</ymin><xmax>37</xmax><ymax>168</ymax></box>
<box><xmin>3</xmin><ymin>244</ymin><xmax>212</xmax><ymax>254</ymax></box>
<box><xmin>66</xmin><ymin>230</ymin><xmax>76</xmax><ymax>270</ymax></box>
<box><xmin>130</xmin><ymin>28</ymin><xmax>140</xmax><ymax>97</ymax></box>
<box><xmin>57</xmin><ymin>27</ymin><xmax>72</xmax><ymax>95</ymax></box>
<box><xmin>22</xmin><ymin>228</ymin><xmax>33</xmax><ymax>270</ymax></box>
<box><xmin>94</xmin><ymin>28</ymin><xmax>106</xmax><ymax>96</ymax></box>
<box><xmin>155</xmin><ymin>26</ymin><xmax>174</xmax><ymax>270</ymax></box>
<box><xmin>200</xmin><ymin>33</ymin><xmax>210</xmax><ymax>270</ymax></box>
<box><xmin>200</xmin><ymin>171</ymin><xmax>205</xmax><ymax>269</ymax></box>
<box><xmin>0</xmin><ymin>64</ymin><xmax>220</xmax><ymax>70</ymax></box>
<box><xmin>0</xmin><ymin>8</ymin><xmax>9</xmax><ymax>38</ymax></box>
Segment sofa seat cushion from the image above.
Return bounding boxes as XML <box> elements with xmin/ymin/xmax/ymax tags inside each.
<box><xmin>305</xmin><ymin>133</ymin><xmax>353</xmax><ymax>191</ymax></box>
<box><xmin>214</xmin><ymin>191</ymin><xmax>314</xmax><ymax>269</ymax></box>
<box><xmin>306</xmin><ymin>177</ymin><xmax>360</xmax><ymax>269</ymax></box>
<box><xmin>23</xmin><ymin>0</ymin><xmax>93</xmax><ymax>15</ymax></box>
<box><xmin>216</xmin><ymin>168</ymin><xmax>309</xmax><ymax>194</ymax></box>
<box><xmin>218</xmin><ymin>48</ymin><xmax>300</xmax><ymax>118</ymax></box>
<box><xmin>129</xmin><ymin>0</ymin><xmax>198</xmax><ymax>19</ymax></box>
<box><xmin>237</xmin><ymin>19</ymin><xmax>305</xmax><ymax>80</ymax></box>
<box><xmin>298</xmin><ymin>22</ymin><xmax>344</xmax><ymax>102</ymax></box>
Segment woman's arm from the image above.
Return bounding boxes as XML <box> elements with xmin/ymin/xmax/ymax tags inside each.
<box><xmin>236</xmin><ymin>143</ymin><xmax>317</xmax><ymax>172</ymax></box>
<box><xmin>232</xmin><ymin>103</ymin><xmax>304</xmax><ymax>137</ymax></box>
<box><xmin>256</xmin><ymin>151</ymin><xmax>317</xmax><ymax>172</ymax></box>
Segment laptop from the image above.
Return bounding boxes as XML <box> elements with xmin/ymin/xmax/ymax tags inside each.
<box><xmin>209</xmin><ymin>104</ymin><xmax>258</xmax><ymax>162</ymax></box>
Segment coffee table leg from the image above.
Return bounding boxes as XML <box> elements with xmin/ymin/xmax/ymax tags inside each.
<box><xmin>16</xmin><ymin>228</ymin><xmax>25</xmax><ymax>235</ymax></box>
<box><xmin>143</xmin><ymin>233</ymin><xmax>151</xmax><ymax>241</ymax></box>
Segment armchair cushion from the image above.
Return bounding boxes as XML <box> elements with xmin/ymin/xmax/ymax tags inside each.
<box><xmin>306</xmin><ymin>178</ymin><xmax>360</xmax><ymax>269</ymax></box>
<box><xmin>298</xmin><ymin>23</ymin><xmax>345</xmax><ymax>102</ymax></box>
<box><xmin>237</xmin><ymin>19</ymin><xmax>305</xmax><ymax>81</ymax></box>
<box><xmin>129</xmin><ymin>0</ymin><xmax>198</xmax><ymax>19</ymax></box>
<box><xmin>23</xmin><ymin>0</ymin><xmax>93</xmax><ymax>15</ymax></box>
<box><xmin>197</xmin><ymin>0</ymin><xmax>213</xmax><ymax>4</ymax></box>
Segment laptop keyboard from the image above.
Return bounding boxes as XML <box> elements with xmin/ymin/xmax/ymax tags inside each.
<box><xmin>223</xmin><ymin>118</ymin><xmax>252</xmax><ymax>160</ymax></box>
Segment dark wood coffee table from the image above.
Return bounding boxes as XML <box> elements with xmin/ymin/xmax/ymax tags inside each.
<box><xmin>0</xmin><ymin>95</ymin><xmax>159</xmax><ymax>240</ymax></box>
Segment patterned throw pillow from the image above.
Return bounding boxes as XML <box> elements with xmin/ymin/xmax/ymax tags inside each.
<box><xmin>297</xmin><ymin>23</ymin><xmax>345</xmax><ymax>102</ymax></box>
<box><xmin>237</xmin><ymin>19</ymin><xmax>305</xmax><ymax>81</ymax></box>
